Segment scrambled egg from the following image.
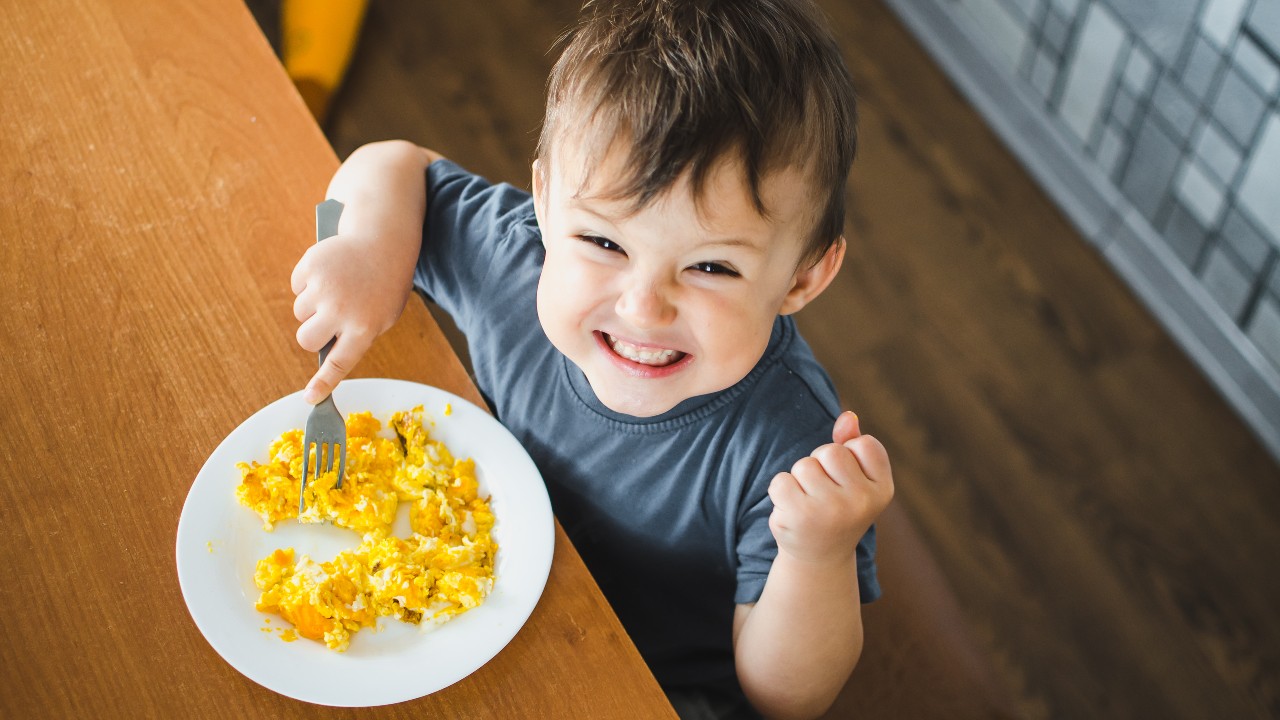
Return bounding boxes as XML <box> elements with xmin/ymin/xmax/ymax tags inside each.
<box><xmin>235</xmin><ymin>406</ymin><xmax>496</xmax><ymax>651</ymax></box>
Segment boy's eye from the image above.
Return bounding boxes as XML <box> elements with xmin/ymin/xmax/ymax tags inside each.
<box><xmin>689</xmin><ymin>261</ymin><xmax>740</xmax><ymax>277</ymax></box>
<box><xmin>579</xmin><ymin>235</ymin><xmax>625</xmax><ymax>254</ymax></box>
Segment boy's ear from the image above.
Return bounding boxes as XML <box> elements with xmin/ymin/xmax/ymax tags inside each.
<box><xmin>779</xmin><ymin>237</ymin><xmax>845</xmax><ymax>316</ymax></box>
<box><xmin>531</xmin><ymin>159</ymin><xmax>546</xmax><ymax>229</ymax></box>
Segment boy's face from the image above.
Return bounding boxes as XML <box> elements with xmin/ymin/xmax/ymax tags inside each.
<box><xmin>532</xmin><ymin>141</ymin><xmax>842</xmax><ymax>417</ymax></box>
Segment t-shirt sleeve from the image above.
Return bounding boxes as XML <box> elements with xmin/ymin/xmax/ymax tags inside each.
<box><xmin>735</xmin><ymin>495</ymin><xmax>881</xmax><ymax>605</ymax></box>
<box><xmin>734</xmin><ymin>492</ymin><xmax>778</xmax><ymax>604</ymax></box>
<box><xmin>415</xmin><ymin>159</ymin><xmax>537</xmax><ymax>334</ymax></box>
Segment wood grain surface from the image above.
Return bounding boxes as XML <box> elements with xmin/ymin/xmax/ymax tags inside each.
<box><xmin>0</xmin><ymin>0</ymin><xmax>674</xmax><ymax>717</ymax></box>
<box><xmin>303</xmin><ymin>0</ymin><xmax>1280</xmax><ymax>718</ymax></box>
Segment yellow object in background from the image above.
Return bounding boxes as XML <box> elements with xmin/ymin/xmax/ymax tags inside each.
<box><xmin>281</xmin><ymin>0</ymin><xmax>369</xmax><ymax>123</ymax></box>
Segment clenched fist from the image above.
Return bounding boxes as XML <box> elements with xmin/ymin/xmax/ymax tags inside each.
<box><xmin>767</xmin><ymin>411</ymin><xmax>894</xmax><ymax>564</ymax></box>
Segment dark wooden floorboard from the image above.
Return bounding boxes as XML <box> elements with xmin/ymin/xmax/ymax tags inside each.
<box><xmin>250</xmin><ymin>1</ymin><xmax>1280</xmax><ymax>717</ymax></box>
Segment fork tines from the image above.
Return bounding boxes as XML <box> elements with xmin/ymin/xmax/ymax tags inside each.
<box><xmin>299</xmin><ymin>435</ymin><xmax>347</xmax><ymax>515</ymax></box>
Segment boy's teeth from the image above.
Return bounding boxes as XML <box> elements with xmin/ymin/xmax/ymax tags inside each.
<box><xmin>607</xmin><ymin>334</ymin><xmax>682</xmax><ymax>366</ymax></box>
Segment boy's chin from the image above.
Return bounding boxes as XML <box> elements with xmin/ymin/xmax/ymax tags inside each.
<box><xmin>594</xmin><ymin>386</ymin><xmax>680</xmax><ymax>418</ymax></box>
<box><xmin>580</xmin><ymin>370</ymin><xmax>684</xmax><ymax>417</ymax></box>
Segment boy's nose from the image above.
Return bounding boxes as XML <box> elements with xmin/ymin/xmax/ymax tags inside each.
<box><xmin>615</xmin><ymin>277</ymin><xmax>676</xmax><ymax>329</ymax></box>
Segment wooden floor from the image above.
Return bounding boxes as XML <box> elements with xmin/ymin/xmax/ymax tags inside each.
<box><xmin>250</xmin><ymin>1</ymin><xmax>1280</xmax><ymax>717</ymax></box>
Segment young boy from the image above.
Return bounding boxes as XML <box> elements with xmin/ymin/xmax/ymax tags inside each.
<box><xmin>290</xmin><ymin>1</ymin><xmax>893</xmax><ymax>717</ymax></box>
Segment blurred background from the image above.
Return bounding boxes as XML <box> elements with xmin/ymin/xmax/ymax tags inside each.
<box><xmin>245</xmin><ymin>1</ymin><xmax>1280</xmax><ymax>718</ymax></box>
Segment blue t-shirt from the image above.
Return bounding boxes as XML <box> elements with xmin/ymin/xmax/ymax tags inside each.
<box><xmin>415</xmin><ymin>159</ymin><xmax>879</xmax><ymax>702</ymax></box>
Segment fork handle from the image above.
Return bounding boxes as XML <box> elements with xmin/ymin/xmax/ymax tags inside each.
<box><xmin>316</xmin><ymin>198</ymin><xmax>343</xmax><ymax>242</ymax></box>
<box><xmin>315</xmin><ymin>199</ymin><xmax>344</xmax><ymax>370</ymax></box>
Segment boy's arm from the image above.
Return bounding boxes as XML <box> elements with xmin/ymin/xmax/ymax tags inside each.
<box><xmin>733</xmin><ymin>412</ymin><xmax>894</xmax><ymax>720</ymax></box>
<box><xmin>291</xmin><ymin>140</ymin><xmax>441</xmax><ymax>402</ymax></box>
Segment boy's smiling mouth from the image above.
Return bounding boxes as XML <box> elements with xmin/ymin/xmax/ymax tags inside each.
<box><xmin>597</xmin><ymin>332</ymin><xmax>691</xmax><ymax>374</ymax></box>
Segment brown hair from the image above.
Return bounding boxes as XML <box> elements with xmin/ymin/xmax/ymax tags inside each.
<box><xmin>536</xmin><ymin>0</ymin><xmax>857</xmax><ymax>263</ymax></box>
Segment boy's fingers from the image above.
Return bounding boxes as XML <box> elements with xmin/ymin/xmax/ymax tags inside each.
<box><xmin>844</xmin><ymin>435</ymin><xmax>892</xmax><ymax>484</ymax></box>
<box><xmin>303</xmin><ymin>373</ymin><xmax>334</xmax><ymax>405</ymax></box>
<box><xmin>296</xmin><ymin>313</ymin><xmax>336</xmax><ymax>353</ymax></box>
<box><xmin>831</xmin><ymin>410</ymin><xmax>861</xmax><ymax>445</ymax></box>
<box><xmin>810</xmin><ymin>442</ymin><xmax>862</xmax><ymax>486</ymax></box>
<box><xmin>290</xmin><ymin>254</ymin><xmax>311</xmax><ymax>295</ymax></box>
<box><xmin>768</xmin><ymin>471</ymin><xmax>803</xmax><ymax>506</ymax></box>
<box><xmin>788</xmin><ymin>456</ymin><xmax>836</xmax><ymax>498</ymax></box>
<box><xmin>293</xmin><ymin>291</ymin><xmax>316</xmax><ymax>323</ymax></box>
<box><xmin>303</xmin><ymin>334</ymin><xmax>367</xmax><ymax>404</ymax></box>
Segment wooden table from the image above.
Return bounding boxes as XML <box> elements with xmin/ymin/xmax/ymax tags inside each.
<box><xmin>0</xmin><ymin>1</ymin><xmax>675</xmax><ymax>716</ymax></box>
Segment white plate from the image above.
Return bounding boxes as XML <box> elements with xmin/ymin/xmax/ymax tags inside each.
<box><xmin>176</xmin><ymin>378</ymin><xmax>554</xmax><ymax>707</ymax></box>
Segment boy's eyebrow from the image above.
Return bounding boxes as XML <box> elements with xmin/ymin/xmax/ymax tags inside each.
<box><xmin>568</xmin><ymin>197</ymin><xmax>767</xmax><ymax>254</ymax></box>
<box><xmin>567</xmin><ymin>196</ymin><xmax>618</xmax><ymax>221</ymax></box>
<box><xmin>565</xmin><ymin>196</ymin><xmax>629</xmax><ymax>226</ymax></box>
<box><xmin>698</xmin><ymin>237</ymin><xmax>764</xmax><ymax>254</ymax></box>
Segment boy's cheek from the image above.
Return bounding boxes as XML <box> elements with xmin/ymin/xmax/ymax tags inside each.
<box><xmin>537</xmin><ymin>259</ymin><xmax>601</xmax><ymax>337</ymax></box>
<box><xmin>543</xmin><ymin>252</ymin><xmax>614</xmax><ymax>302</ymax></box>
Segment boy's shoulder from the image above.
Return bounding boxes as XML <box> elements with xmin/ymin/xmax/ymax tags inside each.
<box><xmin>711</xmin><ymin>317</ymin><xmax>842</xmax><ymax>466</ymax></box>
<box><xmin>418</xmin><ymin>158</ymin><xmax>541</xmax><ymax>344</ymax></box>
<box><xmin>426</xmin><ymin>158</ymin><xmax>539</xmax><ymax>242</ymax></box>
<box><xmin>744</xmin><ymin>317</ymin><xmax>841</xmax><ymax>419</ymax></box>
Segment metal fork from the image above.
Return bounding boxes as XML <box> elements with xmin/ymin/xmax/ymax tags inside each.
<box><xmin>299</xmin><ymin>198</ymin><xmax>347</xmax><ymax>514</ymax></box>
